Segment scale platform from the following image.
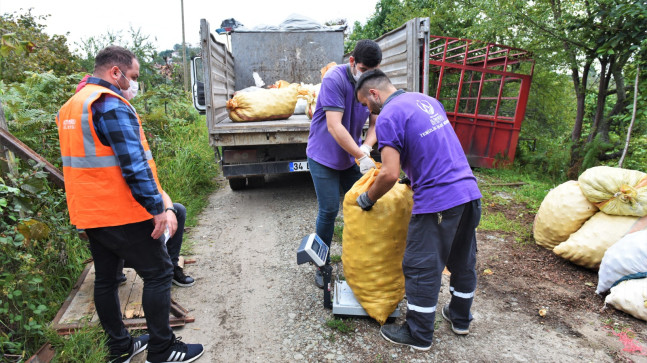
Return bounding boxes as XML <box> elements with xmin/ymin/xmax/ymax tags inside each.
<box><xmin>332</xmin><ymin>280</ymin><xmax>401</xmax><ymax>318</ymax></box>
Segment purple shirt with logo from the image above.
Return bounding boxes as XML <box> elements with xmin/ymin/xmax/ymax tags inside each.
<box><xmin>376</xmin><ymin>91</ymin><xmax>482</xmax><ymax>214</ymax></box>
<box><xmin>306</xmin><ymin>64</ymin><xmax>370</xmax><ymax>170</ymax></box>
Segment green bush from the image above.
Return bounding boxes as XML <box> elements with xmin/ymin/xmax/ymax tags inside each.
<box><xmin>2</xmin><ymin>72</ymin><xmax>83</xmax><ymax>165</ymax></box>
<box><xmin>132</xmin><ymin>86</ymin><xmax>218</xmax><ymax>225</ymax></box>
<box><xmin>0</xmin><ymin>160</ymin><xmax>90</xmax><ymax>360</ymax></box>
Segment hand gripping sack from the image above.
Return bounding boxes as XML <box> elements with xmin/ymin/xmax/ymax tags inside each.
<box><xmin>604</xmin><ymin>278</ymin><xmax>647</xmax><ymax>322</ymax></box>
<box><xmin>552</xmin><ymin>211</ymin><xmax>640</xmax><ymax>269</ymax></box>
<box><xmin>578</xmin><ymin>166</ymin><xmax>647</xmax><ymax>217</ymax></box>
<box><xmin>342</xmin><ymin>168</ymin><xmax>413</xmax><ymax>324</ymax></box>
<box><xmin>596</xmin><ymin>231</ymin><xmax>647</xmax><ymax>294</ymax></box>
<box><xmin>533</xmin><ymin>181</ymin><xmax>598</xmax><ymax>250</ymax></box>
<box><xmin>226</xmin><ymin>84</ymin><xmax>298</xmax><ymax>122</ymax></box>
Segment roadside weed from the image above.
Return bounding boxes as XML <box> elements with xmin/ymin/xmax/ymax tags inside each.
<box><xmin>45</xmin><ymin>323</ymin><xmax>108</xmax><ymax>362</ymax></box>
<box><xmin>330</xmin><ymin>254</ymin><xmax>342</xmax><ymax>263</ymax></box>
<box><xmin>333</xmin><ymin>218</ymin><xmax>344</xmax><ymax>243</ymax></box>
<box><xmin>326</xmin><ymin>318</ymin><xmax>355</xmax><ymax>334</ymax></box>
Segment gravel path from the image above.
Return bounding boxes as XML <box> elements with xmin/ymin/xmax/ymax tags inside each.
<box><xmin>130</xmin><ymin>172</ymin><xmax>647</xmax><ymax>363</ymax></box>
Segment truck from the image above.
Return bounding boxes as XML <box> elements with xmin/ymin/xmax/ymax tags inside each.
<box><xmin>191</xmin><ymin>17</ymin><xmax>430</xmax><ymax>190</ymax></box>
<box><xmin>191</xmin><ymin>16</ymin><xmax>534</xmax><ymax>190</ymax></box>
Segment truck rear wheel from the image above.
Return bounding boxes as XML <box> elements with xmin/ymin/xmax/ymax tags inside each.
<box><xmin>229</xmin><ymin>177</ymin><xmax>246</xmax><ymax>190</ymax></box>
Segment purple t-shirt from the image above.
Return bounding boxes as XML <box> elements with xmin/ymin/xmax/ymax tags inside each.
<box><xmin>306</xmin><ymin>64</ymin><xmax>370</xmax><ymax>170</ymax></box>
<box><xmin>377</xmin><ymin>91</ymin><xmax>482</xmax><ymax>214</ymax></box>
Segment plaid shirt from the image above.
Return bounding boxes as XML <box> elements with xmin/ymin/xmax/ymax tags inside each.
<box><xmin>87</xmin><ymin>77</ymin><xmax>164</xmax><ymax>215</ymax></box>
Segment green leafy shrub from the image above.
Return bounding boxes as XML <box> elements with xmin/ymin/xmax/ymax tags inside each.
<box><xmin>2</xmin><ymin>72</ymin><xmax>83</xmax><ymax>165</ymax></box>
<box><xmin>0</xmin><ymin>160</ymin><xmax>90</xmax><ymax>359</ymax></box>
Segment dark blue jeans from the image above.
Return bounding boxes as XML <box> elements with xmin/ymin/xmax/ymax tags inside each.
<box><xmin>86</xmin><ymin>219</ymin><xmax>174</xmax><ymax>356</ymax></box>
<box><xmin>308</xmin><ymin>157</ymin><xmax>363</xmax><ymax>263</ymax></box>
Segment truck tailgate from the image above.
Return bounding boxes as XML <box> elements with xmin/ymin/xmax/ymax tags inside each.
<box><xmin>210</xmin><ymin>114</ymin><xmax>311</xmax><ymax>146</ymax></box>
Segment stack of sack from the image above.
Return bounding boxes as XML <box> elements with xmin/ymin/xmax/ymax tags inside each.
<box><xmin>533</xmin><ymin>166</ymin><xmax>647</xmax><ymax>321</ymax></box>
<box><xmin>226</xmin><ymin>61</ymin><xmax>337</xmax><ymax>122</ymax></box>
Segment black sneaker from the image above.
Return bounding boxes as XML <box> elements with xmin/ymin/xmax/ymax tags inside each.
<box><xmin>172</xmin><ymin>266</ymin><xmax>195</xmax><ymax>287</ymax></box>
<box><xmin>314</xmin><ymin>268</ymin><xmax>324</xmax><ymax>289</ymax></box>
<box><xmin>380</xmin><ymin>324</ymin><xmax>432</xmax><ymax>351</ymax></box>
<box><xmin>113</xmin><ymin>334</ymin><xmax>149</xmax><ymax>363</ymax></box>
<box><xmin>145</xmin><ymin>337</ymin><xmax>204</xmax><ymax>363</ymax></box>
<box><xmin>441</xmin><ymin>303</ymin><xmax>469</xmax><ymax>335</ymax></box>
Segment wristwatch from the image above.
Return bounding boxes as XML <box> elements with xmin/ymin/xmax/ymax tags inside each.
<box><xmin>165</xmin><ymin>207</ymin><xmax>177</xmax><ymax>215</ymax></box>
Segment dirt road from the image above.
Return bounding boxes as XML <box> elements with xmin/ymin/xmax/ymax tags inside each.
<box><xmin>163</xmin><ymin>173</ymin><xmax>646</xmax><ymax>362</ymax></box>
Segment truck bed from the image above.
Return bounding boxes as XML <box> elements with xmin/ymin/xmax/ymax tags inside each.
<box><xmin>209</xmin><ymin>114</ymin><xmax>311</xmax><ymax>146</ymax></box>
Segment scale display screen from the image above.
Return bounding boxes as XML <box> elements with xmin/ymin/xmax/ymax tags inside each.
<box><xmin>296</xmin><ymin>233</ymin><xmax>329</xmax><ymax>267</ymax></box>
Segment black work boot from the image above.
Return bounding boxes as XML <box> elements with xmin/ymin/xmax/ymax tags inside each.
<box><xmin>380</xmin><ymin>323</ymin><xmax>432</xmax><ymax>351</ymax></box>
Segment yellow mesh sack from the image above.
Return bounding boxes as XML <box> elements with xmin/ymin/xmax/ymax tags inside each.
<box><xmin>552</xmin><ymin>212</ymin><xmax>639</xmax><ymax>269</ymax></box>
<box><xmin>226</xmin><ymin>84</ymin><xmax>298</xmax><ymax>122</ymax></box>
<box><xmin>342</xmin><ymin>168</ymin><xmax>413</xmax><ymax>324</ymax></box>
<box><xmin>578</xmin><ymin>166</ymin><xmax>647</xmax><ymax>217</ymax></box>
<box><xmin>533</xmin><ymin>181</ymin><xmax>598</xmax><ymax>250</ymax></box>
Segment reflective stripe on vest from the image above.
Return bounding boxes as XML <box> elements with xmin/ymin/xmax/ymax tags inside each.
<box><xmin>60</xmin><ymin>90</ymin><xmax>154</xmax><ymax>169</ymax></box>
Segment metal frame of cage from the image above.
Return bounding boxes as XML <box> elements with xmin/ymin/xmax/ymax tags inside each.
<box><xmin>427</xmin><ymin>36</ymin><xmax>535</xmax><ymax>168</ymax></box>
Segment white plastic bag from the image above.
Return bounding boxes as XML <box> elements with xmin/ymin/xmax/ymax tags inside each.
<box><xmin>605</xmin><ymin>278</ymin><xmax>647</xmax><ymax>321</ymax></box>
<box><xmin>597</xmin><ymin>231</ymin><xmax>647</xmax><ymax>294</ymax></box>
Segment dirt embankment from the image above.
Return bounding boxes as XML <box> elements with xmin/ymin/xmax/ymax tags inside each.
<box><xmin>143</xmin><ymin>173</ymin><xmax>646</xmax><ymax>363</ymax></box>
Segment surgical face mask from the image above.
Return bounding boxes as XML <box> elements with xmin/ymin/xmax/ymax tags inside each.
<box><xmin>118</xmin><ymin>68</ymin><xmax>139</xmax><ymax>100</ymax></box>
<box><xmin>353</xmin><ymin>66</ymin><xmax>363</xmax><ymax>82</ymax></box>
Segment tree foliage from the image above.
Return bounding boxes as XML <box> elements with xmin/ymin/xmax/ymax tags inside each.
<box><xmin>0</xmin><ymin>10</ymin><xmax>79</xmax><ymax>83</ymax></box>
<box><xmin>347</xmin><ymin>0</ymin><xmax>647</xmax><ymax>178</ymax></box>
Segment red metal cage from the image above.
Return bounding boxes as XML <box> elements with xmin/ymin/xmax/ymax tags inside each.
<box><xmin>427</xmin><ymin>36</ymin><xmax>535</xmax><ymax>168</ymax></box>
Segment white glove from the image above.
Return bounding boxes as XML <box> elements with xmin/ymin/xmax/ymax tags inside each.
<box><xmin>359</xmin><ymin>144</ymin><xmax>372</xmax><ymax>158</ymax></box>
<box><xmin>358</xmin><ymin>155</ymin><xmax>376</xmax><ymax>174</ymax></box>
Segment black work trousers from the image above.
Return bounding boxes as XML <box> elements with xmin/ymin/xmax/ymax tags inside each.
<box><xmin>403</xmin><ymin>199</ymin><xmax>481</xmax><ymax>345</ymax></box>
<box><xmin>86</xmin><ymin>219</ymin><xmax>174</xmax><ymax>356</ymax></box>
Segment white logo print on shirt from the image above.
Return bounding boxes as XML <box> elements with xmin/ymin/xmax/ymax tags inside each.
<box><xmin>416</xmin><ymin>100</ymin><xmax>435</xmax><ymax>115</ymax></box>
<box><xmin>417</xmin><ymin>99</ymin><xmax>450</xmax><ymax>138</ymax></box>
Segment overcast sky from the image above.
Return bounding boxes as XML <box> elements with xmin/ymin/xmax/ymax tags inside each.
<box><xmin>0</xmin><ymin>0</ymin><xmax>380</xmax><ymax>52</ymax></box>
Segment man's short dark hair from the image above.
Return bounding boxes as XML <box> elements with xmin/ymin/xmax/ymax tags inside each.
<box><xmin>355</xmin><ymin>69</ymin><xmax>391</xmax><ymax>101</ymax></box>
<box><xmin>352</xmin><ymin>40</ymin><xmax>382</xmax><ymax>68</ymax></box>
<box><xmin>94</xmin><ymin>46</ymin><xmax>136</xmax><ymax>73</ymax></box>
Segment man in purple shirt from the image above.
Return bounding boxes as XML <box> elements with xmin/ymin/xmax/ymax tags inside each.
<box><xmin>355</xmin><ymin>69</ymin><xmax>482</xmax><ymax>351</ymax></box>
<box><xmin>306</xmin><ymin>40</ymin><xmax>382</xmax><ymax>288</ymax></box>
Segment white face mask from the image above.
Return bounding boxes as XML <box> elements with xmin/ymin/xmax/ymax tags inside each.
<box><xmin>127</xmin><ymin>79</ymin><xmax>139</xmax><ymax>99</ymax></box>
<box><xmin>117</xmin><ymin>68</ymin><xmax>138</xmax><ymax>100</ymax></box>
<box><xmin>354</xmin><ymin>70</ymin><xmax>363</xmax><ymax>82</ymax></box>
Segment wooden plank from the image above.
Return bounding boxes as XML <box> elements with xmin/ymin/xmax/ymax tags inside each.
<box><xmin>116</xmin><ymin>268</ymin><xmax>138</xmax><ymax>319</ymax></box>
<box><xmin>51</xmin><ymin>263</ymin><xmax>92</xmax><ymax>329</ymax></box>
<box><xmin>124</xmin><ymin>273</ymin><xmax>144</xmax><ymax>319</ymax></box>
<box><xmin>58</xmin><ymin>264</ymin><xmax>97</xmax><ymax>325</ymax></box>
<box><xmin>52</xmin><ymin>264</ymin><xmax>195</xmax><ymax>335</ymax></box>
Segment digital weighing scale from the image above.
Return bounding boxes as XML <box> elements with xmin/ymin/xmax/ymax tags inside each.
<box><xmin>297</xmin><ymin>233</ymin><xmax>400</xmax><ymax>318</ymax></box>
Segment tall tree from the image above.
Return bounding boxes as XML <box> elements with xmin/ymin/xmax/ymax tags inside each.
<box><xmin>480</xmin><ymin>0</ymin><xmax>647</xmax><ymax>175</ymax></box>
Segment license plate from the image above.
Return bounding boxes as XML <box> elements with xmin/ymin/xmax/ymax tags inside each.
<box><xmin>289</xmin><ymin>161</ymin><xmax>309</xmax><ymax>172</ymax></box>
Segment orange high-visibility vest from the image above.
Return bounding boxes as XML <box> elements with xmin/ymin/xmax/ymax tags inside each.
<box><xmin>56</xmin><ymin>84</ymin><xmax>163</xmax><ymax>229</ymax></box>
